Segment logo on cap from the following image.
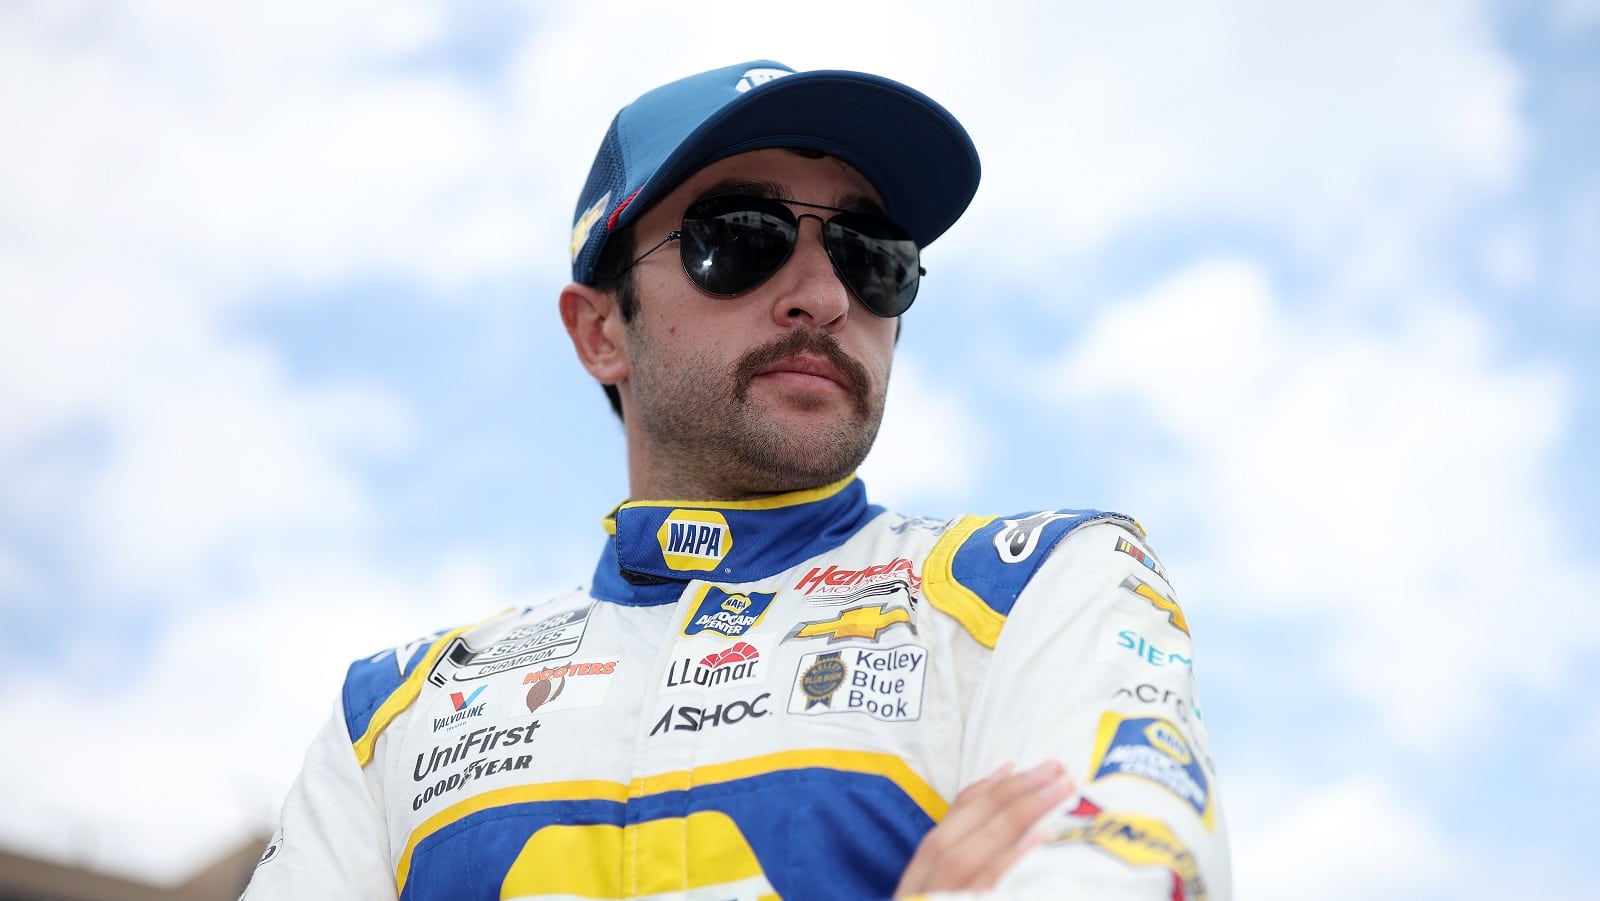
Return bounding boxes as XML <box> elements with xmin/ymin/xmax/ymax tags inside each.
<box><xmin>736</xmin><ymin>67</ymin><xmax>792</xmax><ymax>93</ymax></box>
<box><xmin>571</xmin><ymin>191</ymin><xmax>611</xmax><ymax>262</ymax></box>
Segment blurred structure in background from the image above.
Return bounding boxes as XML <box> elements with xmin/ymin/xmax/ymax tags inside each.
<box><xmin>0</xmin><ymin>836</ymin><xmax>265</xmax><ymax>901</ymax></box>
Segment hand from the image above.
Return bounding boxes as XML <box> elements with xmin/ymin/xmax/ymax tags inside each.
<box><xmin>894</xmin><ymin>761</ymin><xmax>1075</xmax><ymax>898</ymax></box>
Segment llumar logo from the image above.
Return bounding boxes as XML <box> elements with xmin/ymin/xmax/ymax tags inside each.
<box><xmin>657</xmin><ymin>510</ymin><xmax>732</xmax><ymax>571</ymax></box>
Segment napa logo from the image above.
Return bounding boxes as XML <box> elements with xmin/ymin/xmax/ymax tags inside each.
<box><xmin>682</xmin><ymin>585</ymin><xmax>776</xmax><ymax>638</ymax></box>
<box><xmin>657</xmin><ymin>509</ymin><xmax>732</xmax><ymax>572</ymax></box>
<box><xmin>1089</xmin><ymin>712</ymin><xmax>1214</xmax><ymax>831</ymax></box>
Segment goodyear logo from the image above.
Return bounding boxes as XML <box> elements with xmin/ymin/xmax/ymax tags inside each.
<box><xmin>1090</xmin><ymin>712</ymin><xmax>1213</xmax><ymax>831</ymax></box>
<box><xmin>682</xmin><ymin>585</ymin><xmax>776</xmax><ymax>638</ymax></box>
<box><xmin>657</xmin><ymin>510</ymin><xmax>732</xmax><ymax>572</ymax></box>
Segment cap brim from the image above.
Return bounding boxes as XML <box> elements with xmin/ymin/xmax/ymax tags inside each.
<box><xmin>615</xmin><ymin>70</ymin><xmax>980</xmax><ymax>249</ymax></box>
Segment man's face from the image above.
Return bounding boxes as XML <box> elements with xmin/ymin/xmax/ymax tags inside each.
<box><xmin>615</xmin><ymin>148</ymin><xmax>901</xmax><ymax>498</ymax></box>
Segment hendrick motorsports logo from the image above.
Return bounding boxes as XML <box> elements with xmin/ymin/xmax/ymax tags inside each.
<box><xmin>787</xmin><ymin>644</ymin><xmax>927</xmax><ymax>722</ymax></box>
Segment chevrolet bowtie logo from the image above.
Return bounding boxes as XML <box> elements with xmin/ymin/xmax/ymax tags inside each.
<box><xmin>785</xmin><ymin>604</ymin><xmax>916</xmax><ymax>644</ymax></box>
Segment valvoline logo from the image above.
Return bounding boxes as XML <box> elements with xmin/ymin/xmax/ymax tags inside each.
<box><xmin>432</xmin><ymin>684</ymin><xmax>489</xmax><ymax>734</ymax></box>
<box><xmin>657</xmin><ymin>510</ymin><xmax>732</xmax><ymax>572</ymax></box>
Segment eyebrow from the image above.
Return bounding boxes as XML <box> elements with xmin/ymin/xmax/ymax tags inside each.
<box><xmin>693</xmin><ymin>178</ymin><xmax>888</xmax><ymax>217</ymax></box>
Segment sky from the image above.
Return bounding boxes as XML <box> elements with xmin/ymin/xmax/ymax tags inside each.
<box><xmin>1</xmin><ymin>1</ymin><xmax>1597</xmax><ymax>898</ymax></box>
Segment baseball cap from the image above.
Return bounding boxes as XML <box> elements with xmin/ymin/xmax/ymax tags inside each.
<box><xmin>568</xmin><ymin>60</ymin><xmax>981</xmax><ymax>285</ymax></box>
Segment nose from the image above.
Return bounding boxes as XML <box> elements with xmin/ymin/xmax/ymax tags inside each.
<box><xmin>767</xmin><ymin>214</ymin><xmax>851</xmax><ymax>331</ymax></box>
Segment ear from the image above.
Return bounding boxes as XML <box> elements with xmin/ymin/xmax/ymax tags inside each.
<box><xmin>560</xmin><ymin>282</ymin><xmax>630</xmax><ymax>386</ymax></box>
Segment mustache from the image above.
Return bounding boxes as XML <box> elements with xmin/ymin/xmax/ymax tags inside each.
<box><xmin>731</xmin><ymin>330</ymin><xmax>872</xmax><ymax>415</ymax></box>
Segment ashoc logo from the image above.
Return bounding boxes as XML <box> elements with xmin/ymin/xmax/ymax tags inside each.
<box><xmin>649</xmin><ymin>693</ymin><xmax>772</xmax><ymax>735</ymax></box>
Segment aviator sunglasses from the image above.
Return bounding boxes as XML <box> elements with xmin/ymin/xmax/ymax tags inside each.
<box><xmin>621</xmin><ymin>194</ymin><xmax>924</xmax><ymax>317</ymax></box>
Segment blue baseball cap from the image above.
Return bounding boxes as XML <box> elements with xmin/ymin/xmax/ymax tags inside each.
<box><xmin>568</xmin><ymin>60</ymin><xmax>981</xmax><ymax>285</ymax></box>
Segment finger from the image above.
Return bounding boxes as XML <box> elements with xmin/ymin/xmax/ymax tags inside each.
<box><xmin>949</xmin><ymin>763</ymin><xmax>1073</xmax><ymax>889</ymax></box>
<box><xmin>966</xmin><ymin>775</ymin><xmax>1076</xmax><ymax>888</ymax></box>
<box><xmin>895</xmin><ymin>763</ymin><xmax>1018</xmax><ymax>896</ymax></box>
<box><xmin>905</xmin><ymin>762</ymin><xmax>1074</xmax><ymax>892</ymax></box>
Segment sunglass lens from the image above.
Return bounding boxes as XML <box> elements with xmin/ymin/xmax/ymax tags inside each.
<box><xmin>825</xmin><ymin>214</ymin><xmax>921</xmax><ymax>316</ymax></box>
<box><xmin>679</xmin><ymin>199</ymin><xmax>796</xmax><ymax>296</ymax></box>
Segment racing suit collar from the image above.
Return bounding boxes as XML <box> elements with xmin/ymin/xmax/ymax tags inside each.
<box><xmin>592</xmin><ymin>475</ymin><xmax>883</xmax><ymax>606</ymax></box>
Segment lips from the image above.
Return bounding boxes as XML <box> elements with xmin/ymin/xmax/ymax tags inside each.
<box><xmin>754</xmin><ymin>353</ymin><xmax>851</xmax><ymax>391</ymax></box>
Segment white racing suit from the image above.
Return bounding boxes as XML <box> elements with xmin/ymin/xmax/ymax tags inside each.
<box><xmin>244</xmin><ymin>476</ymin><xmax>1230</xmax><ymax>900</ymax></box>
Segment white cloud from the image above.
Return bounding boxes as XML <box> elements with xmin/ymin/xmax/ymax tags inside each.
<box><xmin>859</xmin><ymin>355</ymin><xmax>987</xmax><ymax>511</ymax></box>
<box><xmin>934</xmin><ymin>0</ymin><xmax>1522</xmax><ymax>290</ymax></box>
<box><xmin>1041</xmin><ymin>258</ymin><xmax>1600</xmax><ymax>746</ymax></box>
<box><xmin>0</xmin><ymin>549</ymin><xmax>554</xmax><ymax>885</ymax></box>
<box><xmin>1231</xmin><ymin>775</ymin><xmax>1460</xmax><ymax>900</ymax></box>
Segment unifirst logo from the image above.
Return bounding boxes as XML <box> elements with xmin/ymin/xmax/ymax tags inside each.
<box><xmin>658</xmin><ymin>510</ymin><xmax>732</xmax><ymax>572</ymax></box>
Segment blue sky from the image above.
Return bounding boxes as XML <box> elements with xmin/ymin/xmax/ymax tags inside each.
<box><xmin>2</xmin><ymin>1</ymin><xmax>1597</xmax><ymax>897</ymax></box>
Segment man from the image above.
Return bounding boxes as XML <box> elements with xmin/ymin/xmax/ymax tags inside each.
<box><xmin>244</xmin><ymin>61</ymin><xmax>1230</xmax><ymax>900</ymax></box>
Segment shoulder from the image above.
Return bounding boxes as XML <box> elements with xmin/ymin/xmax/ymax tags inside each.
<box><xmin>339</xmin><ymin>600</ymin><xmax>581</xmax><ymax>762</ymax></box>
<box><xmin>921</xmin><ymin>508</ymin><xmax>1143</xmax><ymax>648</ymax></box>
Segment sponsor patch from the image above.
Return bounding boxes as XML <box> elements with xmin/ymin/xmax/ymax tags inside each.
<box><xmin>993</xmin><ymin>512</ymin><xmax>1071</xmax><ymax>563</ymax></box>
<box><xmin>784</xmin><ymin>603</ymin><xmax>916</xmax><ymax>644</ymax></box>
<box><xmin>412</xmin><ymin>720</ymin><xmax>541</xmax><ymax>784</ymax></box>
<box><xmin>662</xmin><ymin>640</ymin><xmax>764</xmax><ymax>693</ymax></box>
<box><xmin>657</xmin><ymin>510</ymin><xmax>732</xmax><ymax>571</ymax></box>
<box><xmin>890</xmin><ymin>516</ymin><xmax>956</xmax><ymax>535</ymax></box>
<box><xmin>1113</xmin><ymin>629</ymin><xmax>1193</xmax><ymax>669</ymax></box>
<box><xmin>1115</xmin><ymin>683</ymin><xmax>1199</xmax><ymax>725</ymax></box>
<box><xmin>570</xmin><ymin>192</ymin><xmax>610</xmax><ymax>262</ymax></box>
<box><xmin>681</xmin><ymin>585</ymin><xmax>776</xmax><ymax>638</ymax></box>
<box><xmin>1089</xmin><ymin>713</ymin><xmax>1214</xmax><ymax>830</ymax></box>
<box><xmin>520</xmin><ymin>659</ymin><xmax>618</xmax><ymax>714</ymax></box>
<box><xmin>410</xmin><ymin>720</ymin><xmax>543</xmax><ymax>810</ymax></box>
<box><xmin>427</xmin><ymin>604</ymin><xmax>594</xmax><ymax>684</ymax></box>
<box><xmin>431</xmin><ymin>683</ymin><xmax>490</xmax><ymax>734</ymax></box>
<box><xmin>650</xmin><ymin>692</ymin><xmax>772</xmax><ymax>735</ymax></box>
<box><xmin>1051</xmin><ymin>797</ymin><xmax>1207</xmax><ymax>901</ymax></box>
<box><xmin>794</xmin><ymin>557</ymin><xmax>921</xmax><ymax>597</ymax></box>
<box><xmin>787</xmin><ymin>644</ymin><xmax>927</xmax><ymax>722</ymax></box>
<box><xmin>1121</xmin><ymin>575</ymin><xmax>1189</xmax><ymax>636</ymax></box>
<box><xmin>1115</xmin><ymin>535</ymin><xmax>1169</xmax><ymax>583</ymax></box>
